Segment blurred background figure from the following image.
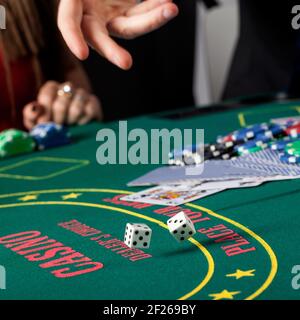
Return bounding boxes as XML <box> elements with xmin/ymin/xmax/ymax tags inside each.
<box><xmin>196</xmin><ymin>0</ymin><xmax>298</xmax><ymax>104</ymax></box>
<box><xmin>223</xmin><ymin>0</ymin><xmax>297</xmax><ymax>101</ymax></box>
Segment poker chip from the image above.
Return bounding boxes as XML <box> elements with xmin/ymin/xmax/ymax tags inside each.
<box><xmin>268</xmin><ymin>123</ymin><xmax>286</xmax><ymax>136</ymax></box>
<box><xmin>235</xmin><ymin>137</ymin><xmax>269</xmax><ymax>153</ymax></box>
<box><xmin>233</xmin><ymin>130</ymin><xmax>255</xmax><ymax>142</ymax></box>
<box><xmin>169</xmin><ymin>144</ymin><xmax>202</xmax><ymax>158</ymax></box>
<box><xmin>288</xmin><ymin>130</ymin><xmax>300</xmax><ymax>138</ymax></box>
<box><xmin>285</xmin><ymin>140</ymin><xmax>300</xmax><ymax>156</ymax></box>
<box><xmin>279</xmin><ymin>153</ymin><xmax>300</xmax><ymax>164</ymax></box>
<box><xmin>168</xmin><ymin>120</ymin><xmax>300</xmax><ymax>167</ymax></box>
<box><xmin>0</xmin><ymin>129</ymin><xmax>36</xmax><ymax>159</ymax></box>
<box><xmin>271</xmin><ymin>138</ymin><xmax>293</xmax><ymax>151</ymax></box>
<box><xmin>168</xmin><ymin>140</ymin><xmax>238</xmax><ymax>166</ymax></box>
<box><xmin>182</xmin><ymin>151</ymin><xmax>202</xmax><ymax>166</ymax></box>
<box><xmin>220</xmin><ymin>153</ymin><xmax>232</xmax><ymax>160</ymax></box>
<box><xmin>206</xmin><ymin>141</ymin><xmax>235</xmax><ymax>153</ymax></box>
<box><xmin>286</xmin><ymin>149</ymin><xmax>300</xmax><ymax>156</ymax></box>
<box><xmin>30</xmin><ymin>122</ymin><xmax>71</xmax><ymax>150</ymax></box>
<box><xmin>284</xmin><ymin>120</ymin><xmax>300</xmax><ymax>128</ymax></box>
<box><xmin>238</xmin><ymin>145</ymin><xmax>264</xmax><ymax>156</ymax></box>
<box><xmin>217</xmin><ymin>134</ymin><xmax>235</xmax><ymax>144</ymax></box>
<box><xmin>254</xmin><ymin>133</ymin><xmax>274</xmax><ymax>143</ymax></box>
<box><xmin>232</xmin><ymin>123</ymin><xmax>269</xmax><ymax>142</ymax></box>
<box><xmin>168</xmin><ymin>145</ymin><xmax>205</xmax><ymax>166</ymax></box>
<box><xmin>285</xmin><ymin>124</ymin><xmax>300</xmax><ymax>138</ymax></box>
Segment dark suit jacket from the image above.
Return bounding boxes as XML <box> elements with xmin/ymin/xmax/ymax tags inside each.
<box><xmin>223</xmin><ymin>0</ymin><xmax>298</xmax><ymax>100</ymax></box>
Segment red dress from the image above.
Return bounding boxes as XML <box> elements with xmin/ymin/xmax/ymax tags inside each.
<box><xmin>0</xmin><ymin>51</ymin><xmax>37</xmax><ymax>132</ymax></box>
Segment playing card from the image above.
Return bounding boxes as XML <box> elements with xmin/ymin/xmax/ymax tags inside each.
<box><xmin>127</xmin><ymin>160</ymin><xmax>269</xmax><ymax>186</ymax></box>
<box><xmin>191</xmin><ymin>178</ymin><xmax>251</xmax><ymax>190</ymax></box>
<box><xmin>121</xmin><ymin>185</ymin><xmax>224</xmax><ymax>206</ymax></box>
<box><xmin>230</xmin><ymin>149</ymin><xmax>300</xmax><ymax>176</ymax></box>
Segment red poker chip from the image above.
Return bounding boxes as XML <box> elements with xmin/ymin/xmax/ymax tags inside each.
<box><xmin>285</xmin><ymin>126</ymin><xmax>300</xmax><ymax>135</ymax></box>
<box><xmin>284</xmin><ymin>123</ymin><xmax>300</xmax><ymax>134</ymax></box>
<box><xmin>221</xmin><ymin>134</ymin><xmax>235</xmax><ymax>143</ymax></box>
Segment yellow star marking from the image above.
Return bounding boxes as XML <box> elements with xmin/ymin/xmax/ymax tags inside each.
<box><xmin>226</xmin><ymin>269</ymin><xmax>256</xmax><ymax>280</ymax></box>
<box><xmin>62</xmin><ymin>193</ymin><xmax>82</xmax><ymax>200</ymax></box>
<box><xmin>18</xmin><ymin>195</ymin><xmax>38</xmax><ymax>202</ymax></box>
<box><xmin>209</xmin><ymin>289</ymin><xmax>241</xmax><ymax>300</ymax></box>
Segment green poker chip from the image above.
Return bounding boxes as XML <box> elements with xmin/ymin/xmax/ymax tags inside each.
<box><xmin>0</xmin><ymin>129</ymin><xmax>36</xmax><ymax>159</ymax></box>
<box><xmin>238</xmin><ymin>145</ymin><xmax>263</xmax><ymax>156</ymax></box>
<box><xmin>285</xmin><ymin>141</ymin><xmax>300</xmax><ymax>156</ymax></box>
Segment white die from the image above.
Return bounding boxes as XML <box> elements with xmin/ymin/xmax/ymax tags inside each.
<box><xmin>167</xmin><ymin>212</ymin><xmax>196</xmax><ymax>242</ymax></box>
<box><xmin>124</xmin><ymin>223</ymin><xmax>152</xmax><ymax>249</ymax></box>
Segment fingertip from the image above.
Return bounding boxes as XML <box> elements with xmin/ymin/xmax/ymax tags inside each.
<box><xmin>79</xmin><ymin>46</ymin><xmax>90</xmax><ymax>61</ymax></box>
<box><xmin>73</xmin><ymin>44</ymin><xmax>90</xmax><ymax>60</ymax></box>
<box><xmin>113</xmin><ymin>52</ymin><xmax>133</xmax><ymax>70</ymax></box>
<box><xmin>162</xmin><ymin>3</ymin><xmax>179</xmax><ymax>20</ymax></box>
<box><xmin>122</xmin><ymin>55</ymin><xmax>133</xmax><ymax>70</ymax></box>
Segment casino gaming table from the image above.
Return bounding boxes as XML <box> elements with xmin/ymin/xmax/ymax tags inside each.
<box><xmin>0</xmin><ymin>101</ymin><xmax>300</xmax><ymax>300</ymax></box>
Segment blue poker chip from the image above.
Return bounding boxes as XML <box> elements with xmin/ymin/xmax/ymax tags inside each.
<box><xmin>242</xmin><ymin>123</ymin><xmax>269</xmax><ymax>133</ymax></box>
<box><xmin>279</xmin><ymin>153</ymin><xmax>300</xmax><ymax>164</ymax></box>
<box><xmin>233</xmin><ymin>131</ymin><xmax>255</xmax><ymax>142</ymax></box>
<box><xmin>268</xmin><ymin>124</ymin><xmax>285</xmax><ymax>136</ymax></box>
<box><xmin>271</xmin><ymin>137</ymin><xmax>294</xmax><ymax>151</ymax></box>
<box><xmin>271</xmin><ymin>136</ymin><xmax>300</xmax><ymax>151</ymax></box>
<box><xmin>255</xmin><ymin>133</ymin><xmax>274</xmax><ymax>143</ymax></box>
<box><xmin>169</xmin><ymin>144</ymin><xmax>199</xmax><ymax>158</ymax></box>
<box><xmin>255</xmin><ymin>124</ymin><xmax>285</xmax><ymax>140</ymax></box>
<box><xmin>30</xmin><ymin>122</ymin><xmax>71</xmax><ymax>150</ymax></box>
<box><xmin>232</xmin><ymin>123</ymin><xmax>269</xmax><ymax>142</ymax></box>
<box><xmin>234</xmin><ymin>138</ymin><xmax>268</xmax><ymax>152</ymax></box>
<box><xmin>271</xmin><ymin>141</ymin><xmax>289</xmax><ymax>151</ymax></box>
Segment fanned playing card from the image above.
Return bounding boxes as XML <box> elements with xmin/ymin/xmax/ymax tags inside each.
<box><xmin>127</xmin><ymin>160</ymin><xmax>273</xmax><ymax>186</ymax></box>
<box><xmin>121</xmin><ymin>185</ymin><xmax>224</xmax><ymax>206</ymax></box>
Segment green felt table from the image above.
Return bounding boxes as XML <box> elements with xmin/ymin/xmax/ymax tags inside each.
<box><xmin>0</xmin><ymin>101</ymin><xmax>300</xmax><ymax>300</ymax></box>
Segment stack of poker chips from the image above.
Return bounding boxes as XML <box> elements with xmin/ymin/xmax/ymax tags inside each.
<box><xmin>0</xmin><ymin>123</ymin><xmax>72</xmax><ymax>160</ymax></box>
<box><xmin>205</xmin><ymin>141</ymin><xmax>237</xmax><ymax>160</ymax></box>
<box><xmin>0</xmin><ymin>129</ymin><xmax>36</xmax><ymax>159</ymax></box>
<box><xmin>168</xmin><ymin>141</ymin><xmax>237</xmax><ymax>166</ymax></box>
<box><xmin>233</xmin><ymin>123</ymin><xmax>285</xmax><ymax>156</ymax></box>
<box><xmin>30</xmin><ymin>122</ymin><xmax>71</xmax><ymax>150</ymax></box>
<box><xmin>168</xmin><ymin>121</ymin><xmax>300</xmax><ymax>166</ymax></box>
<box><xmin>168</xmin><ymin>144</ymin><xmax>204</xmax><ymax>166</ymax></box>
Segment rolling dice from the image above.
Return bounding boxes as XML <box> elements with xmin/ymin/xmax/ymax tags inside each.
<box><xmin>167</xmin><ymin>212</ymin><xmax>196</xmax><ymax>242</ymax></box>
<box><xmin>124</xmin><ymin>223</ymin><xmax>152</xmax><ymax>249</ymax></box>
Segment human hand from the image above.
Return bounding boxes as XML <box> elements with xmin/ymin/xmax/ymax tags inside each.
<box><xmin>57</xmin><ymin>0</ymin><xmax>179</xmax><ymax>69</ymax></box>
<box><xmin>23</xmin><ymin>81</ymin><xmax>102</xmax><ymax>130</ymax></box>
